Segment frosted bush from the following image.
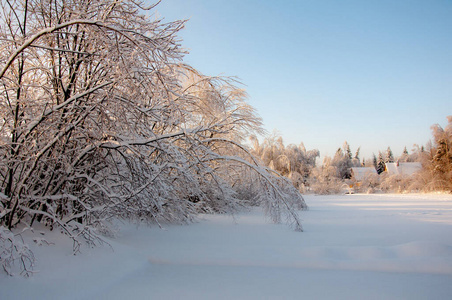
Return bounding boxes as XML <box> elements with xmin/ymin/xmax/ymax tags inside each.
<box><xmin>0</xmin><ymin>227</ymin><xmax>35</xmax><ymax>276</ymax></box>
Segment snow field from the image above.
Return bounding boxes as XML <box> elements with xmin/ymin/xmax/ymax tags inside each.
<box><xmin>1</xmin><ymin>193</ymin><xmax>452</xmax><ymax>299</ymax></box>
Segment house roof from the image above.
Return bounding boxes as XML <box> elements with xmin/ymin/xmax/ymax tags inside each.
<box><xmin>385</xmin><ymin>162</ymin><xmax>422</xmax><ymax>176</ymax></box>
<box><xmin>351</xmin><ymin>167</ymin><xmax>377</xmax><ymax>181</ymax></box>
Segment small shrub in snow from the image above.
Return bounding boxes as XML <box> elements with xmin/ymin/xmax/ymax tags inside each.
<box><xmin>0</xmin><ymin>227</ymin><xmax>35</xmax><ymax>276</ymax></box>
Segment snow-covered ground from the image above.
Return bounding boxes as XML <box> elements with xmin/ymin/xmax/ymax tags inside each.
<box><xmin>2</xmin><ymin>194</ymin><xmax>452</xmax><ymax>299</ymax></box>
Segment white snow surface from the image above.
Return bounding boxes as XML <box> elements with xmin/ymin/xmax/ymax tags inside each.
<box><xmin>2</xmin><ymin>194</ymin><xmax>452</xmax><ymax>299</ymax></box>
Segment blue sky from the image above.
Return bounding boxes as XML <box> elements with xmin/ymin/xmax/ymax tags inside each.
<box><xmin>155</xmin><ymin>0</ymin><xmax>452</xmax><ymax>161</ymax></box>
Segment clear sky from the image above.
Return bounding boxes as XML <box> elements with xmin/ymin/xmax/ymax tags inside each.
<box><xmin>154</xmin><ymin>0</ymin><xmax>452</xmax><ymax>161</ymax></box>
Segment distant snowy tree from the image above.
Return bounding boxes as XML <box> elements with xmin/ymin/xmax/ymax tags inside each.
<box><xmin>309</xmin><ymin>157</ymin><xmax>343</xmax><ymax>194</ymax></box>
<box><xmin>399</xmin><ymin>146</ymin><xmax>409</xmax><ymax>162</ymax></box>
<box><xmin>403</xmin><ymin>146</ymin><xmax>409</xmax><ymax>156</ymax></box>
<box><xmin>354</xmin><ymin>147</ymin><xmax>361</xmax><ymax>161</ymax></box>
<box><xmin>344</xmin><ymin>142</ymin><xmax>352</xmax><ymax>160</ymax></box>
<box><xmin>351</xmin><ymin>146</ymin><xmax>362</xmax><ymax>168</ymax></box>
<box><xmin>425</xmin><ymin>116</ymin><xmax>452</xmax><ymax>191</ymax></box>
<box><xmin>309</xmin><ymin>142</ymin><xmax>364</xmax><ymax>193</ymax></box>
<box><xmin>385</xmin><ymin>147</ymin><xmax>394</xmax><ymax>163</ymax></box>
<box><xmin>373</xmin><ymin>154</ymin><xmax>378</xmax><ymax>168</ymax></box>
<box><xmin>330</xmin><ymin>142</ymin><xmax>353</xmax><ymax>179</ymax></box>
<box><xmin>250</xmin><ymin>133</ymin><xmax>319</xmax><ymax>193</ymax></box>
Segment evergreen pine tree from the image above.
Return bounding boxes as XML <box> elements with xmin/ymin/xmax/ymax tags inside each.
<box><xmin>372</xmin><ymin>154</ymin><xmax>377</xmax><ymax>167</ymax></box>
<box><xmin>376</xmin><ymin>152</ymin><xmax>386</xmax><ymax>174</ymax></box>
<box><xmin>385</xmin><ymin>147</ymin><xmax>394</xmax><ymax>163</ymax></box>
<box><xmin>344</xmin><ymin>142</ymin><xmax>353</xmax><ymax>160</ymax></box>
<box><xmin>400</xmin><ymin>146</ymin><xmax>409</xmax><ymax>162</ymax></box>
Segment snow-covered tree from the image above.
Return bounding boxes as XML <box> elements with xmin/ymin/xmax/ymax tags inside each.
<box><xmin>309</xmin><ymin>142</ymin><xmax>363</xmax><ymax>193</ymax></box>
<box><xmin>385</xmin><ymin>147</ymin><xmax>395</xmax><ymax>163</ymax></box>
<box><xmin>330</xmin><ymin>142</ymin><xmax>356</xmax><ymax>179</ymax></box>
<box><xmin>354</xmin><ymin>147</ymin><xmax>361</xmax><ymax>161</ymax></box>
<box><xmin>0</xmin><ymin>0</ymin><xmax>308</xmax><ymax>275</ymax></box>
<box><xmin>249</xmin><ymin>133</ymin><xmax>319</xmax><ymax>193</ymax></box>
<box><xmin>424</xmin><ymin>116</ymin><xmax>452</xmax><ymax>191</ymax></box>
<box><xmin>397</xmin><ymin>146</ymin><xmax>408</xmax><ymax>162</ymax></box>
<box><xmin>309</xmin><ymin>157</ymin><xmax>343</xmax><ymax>195</ymax></box>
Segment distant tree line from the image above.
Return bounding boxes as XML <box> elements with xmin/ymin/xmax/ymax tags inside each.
<box><xmin>253</xmin><ymin>117</ymin><xmax>451</xmax><ymax>195</ymax></box>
